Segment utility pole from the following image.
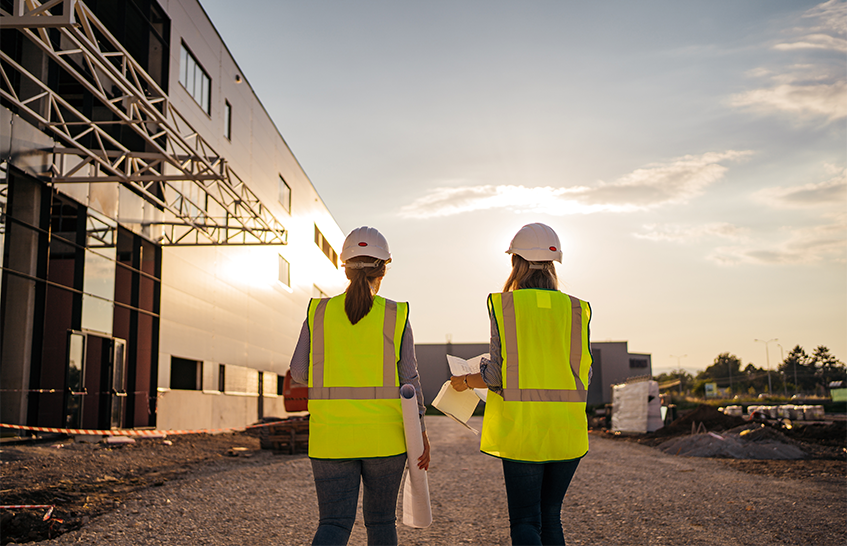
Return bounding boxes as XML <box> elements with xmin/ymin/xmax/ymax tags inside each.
<box><xmin>670</xmin><ymin>355</ymin><xmax>687</xmax><ymax>395</ymax></box>
<box><xmin>776</xmin><ymin>343</ymin><xmax>787</xmax><ymax>396</ymax></box>
<box><xmin>754</xmin><ymin>338</ymin><xmax>777</xmax><ymax>395</ymax></box>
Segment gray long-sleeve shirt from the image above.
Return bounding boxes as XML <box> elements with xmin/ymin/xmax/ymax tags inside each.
<box><xmin>289</xmin><ymin>316</ymin><xmax>427</xmax><ymax>432</ymax></box>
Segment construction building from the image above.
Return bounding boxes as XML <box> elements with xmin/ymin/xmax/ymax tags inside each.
<box><xmin>416</xmin><ymin>341</ymin><xmax>652</xmax><ymax>406</ymax></box>
<box><xmin>0</xmin><ymin>0</ymin><xmax>347</xmax><ymax>433</ymax></box>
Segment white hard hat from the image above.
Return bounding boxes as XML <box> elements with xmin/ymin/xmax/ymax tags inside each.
<box><xmin>506</xmin><ymin>223</ymin><xmax>562</xmax><ymax>263</ymax></box>
<box><xmin>340</xmin><ymin>226</ymin><xmax>392</xmax><ymax>263</ymax></box>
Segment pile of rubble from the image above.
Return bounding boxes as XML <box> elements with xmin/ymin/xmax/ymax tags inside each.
<box><xmin>611</xmin><ymin>404</ymin><xmax>846</xmax><ymax>461</ymax></box>
<box><xmin>658</xmin><ymin>423</ymin><xmax>806</xmax><ymax>459</ymax></box>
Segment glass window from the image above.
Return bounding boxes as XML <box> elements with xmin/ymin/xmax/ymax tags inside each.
<box><xmin>263</xmin><ymin>372</ymin><xmax>278</xmax><ymax>397</ymax></box>
<box><xmin>219</xmin><ymin>364</ymin><xmax>226</xmax><ymax>392</ymax></box>
<box><xmin>279</xmin><ymin>175</ymin><xmax>291</xmax><ymax>213</ymax></box>
<box><xmin>81</xmin><ymin>294</ymin><xmax>113</xmax><ymax>335</ymax></box>
<box><xmin>82</xmin><ymin>250</ymin><xmax>116</xmax><ymax>301</ymax></box>
<box><xmin>178</xmin><ymin>42</ymin><xmax>211</xmax><ymax>114</ymax></box>
<box><xmin>629</xmin><ymin>358</ymin><xmax>649</xmax><ymax>369</ymax></box>
<box><xmin>81</xmin><ymin>219</ymin><xmax>116</xmax><ymax>334</ymax></box>
<box><xmin>224</xmin><ymin>100</ymin><xmax>232</xmax><ymax>140</ymax></box>
<box><xmin>278</xmin><ymin>254</ymin><xmax>290</xmax><ymax>286</ymax></box>
<box><xmin>221</xmin><ymin>364</ymin><xmax>258</xmax><ymax>395</ymax></box>
<box><xmin>170</xmin><ymin>356</ymin><xmax>203</xmax><ymax>390</ymax></box>
<box><xmin>180</xmin><ymin>45</ymin><xmax>188</xmax><ymax>84</ymax></box>
<box><xmin>314</xmin><ymin>224</ymin><xmax>338</xmax><ymax>268</ymax></box>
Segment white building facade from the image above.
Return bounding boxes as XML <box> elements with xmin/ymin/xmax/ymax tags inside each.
<box><xmin>1</xmin><ymin>0</ymin><xmax>346</xmax><ymax>433</ymax></box>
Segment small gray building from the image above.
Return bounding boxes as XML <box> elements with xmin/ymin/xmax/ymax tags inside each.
<box><xmin>415</xmin><ymin>341</ymin><xmax>651</xmax><ymax>406</ymax></box>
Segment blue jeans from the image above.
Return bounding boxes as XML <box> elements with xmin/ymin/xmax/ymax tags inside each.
<box><xmin>501</xmin><ymin>458</ymin><xmax>581</xmax><ymax>546</ymax></box>
<box><xmin>310</xmin><ymin>454</ymin><xmax>407</xmax><ymax>546</ymax></box>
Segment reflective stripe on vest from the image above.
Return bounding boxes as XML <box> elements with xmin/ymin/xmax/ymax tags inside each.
<box><xmin>307</xmin><ymin>294</ymin><xmax>408</xmax><ymax>459</ymax></box>
<box><xmin>309</xmin><ymin>297</ymin><xmax>400</xmax><ymax>400</ymax></box>
<box><xmin>499</xmin><ymin>291</ymin><xmax>587</xmax><ymax>403</ymax></box>
<box><xmin>480</xmin><ymin>289</ymin><xmax>592</xmax><ymax>462</ymax></box>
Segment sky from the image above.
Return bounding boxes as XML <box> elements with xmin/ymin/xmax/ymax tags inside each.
<box><xmin>198</xmin><ymin>0</ymin><xmax>846</xmax><ymax>376</ymax></box>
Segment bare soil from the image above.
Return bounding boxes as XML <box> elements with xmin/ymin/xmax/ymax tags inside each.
<box><xmin>0</xmin><ymin>433</ymin><xmax>263</xmax><ymax>544</ymax></box>
<box><xmin>1</xmin><ymin>405</ymin><xmax>844</xmax><ymax>545</ymax></box>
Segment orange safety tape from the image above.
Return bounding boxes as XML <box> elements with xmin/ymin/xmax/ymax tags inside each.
<box><xmin>0</xmin><ymin>420</ymin><xmax>291</xmax><ymax>436</ymax></box>
<box><xmin>0</xmin><ymin>505</ymin><xmax>55</xmax><ymax>521</ymax></box>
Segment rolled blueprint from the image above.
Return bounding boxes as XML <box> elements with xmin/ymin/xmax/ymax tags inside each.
<box><xmin>400</xmin><ymin>384</ymin><xmax>432</xmax><ymax>528</ymax></box>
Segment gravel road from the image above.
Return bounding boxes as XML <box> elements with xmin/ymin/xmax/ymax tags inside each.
<box><xmin>36</xmin><ymin>416</ymin><xmax>845</xmax><ymax>546</ymax></box>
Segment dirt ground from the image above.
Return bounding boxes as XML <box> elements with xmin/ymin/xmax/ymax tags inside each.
<box><xmin>1</xmin><ymin>406</ymin><xmax>845</xmax><ymax>545</ymax></box>
<box><xmin>0</xmin><ymin>433</ymin><xmax>264</xmax><ymax>544</ymax></box>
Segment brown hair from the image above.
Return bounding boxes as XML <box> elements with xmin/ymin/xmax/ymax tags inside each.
<box><xmin>344</xmin><ymin>256</ymin><xmax>387</xmax><ymax>324</ymax></box>
<box><xmin>502</xmin><ymin>254</ymin><xmax>558</xmax><ymax>292</ymax></box>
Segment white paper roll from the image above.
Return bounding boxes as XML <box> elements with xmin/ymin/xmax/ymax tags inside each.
<box><xmin>400</xmin><ymin>384</ymin><xmax>432</xmax><ymax>528</ymax></box>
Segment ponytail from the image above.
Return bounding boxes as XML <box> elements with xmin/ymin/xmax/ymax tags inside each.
<box><xmin>344</xmin><ymin>257</ymin><xmax>387</xmax><ymax>324</ymax></box>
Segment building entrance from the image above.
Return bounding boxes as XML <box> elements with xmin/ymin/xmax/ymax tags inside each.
<box><xmin>66</xmin><ymin>331</ymin><xmax>127</xmax><ymax>430</ymax></box>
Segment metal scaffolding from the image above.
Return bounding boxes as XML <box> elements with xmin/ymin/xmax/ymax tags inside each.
<box><xmin>0</xmin><ymin>0</ymin><xmax>288</xmax><ymax>246</ymax></box>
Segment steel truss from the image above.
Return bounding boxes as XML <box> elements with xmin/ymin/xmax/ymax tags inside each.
<box><xmin>0</xmin><ymin>0</ymin><xmax>288</xmax><ymax>246</ymax></box>
<box><xmin>0</xmin><ymin>163</ymin><xmax>7</xmax><ymax>234</ymax></box>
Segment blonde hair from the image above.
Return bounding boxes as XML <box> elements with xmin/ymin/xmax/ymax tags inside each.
<box><xmin>344</xmin><ymin>256</ymin><xmax>386</xmax><ymax>324</ymax></box>
<box><xmin>502</xmin><ymin>254</ymin><xmax>558</xmax><ymax>292</ymax></box>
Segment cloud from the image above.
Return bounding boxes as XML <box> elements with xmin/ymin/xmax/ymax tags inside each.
<box><xmin>802</xmin><ymin>0</ymin><xmax>847</xmax><ymax>36</ymax></box>
<box><xmin>399</xmin><ymin>151</ymin><xmax>751</xmax><ymax>219</ymax></box>
<box><xmin>728</xmin><ymin>80</ymin><xmax>846</xmax><ymax>121</ymax></box>
<box><xmin>755</xmin><ymin>167</ymin><xmax>847</xmax><ymax>208</ymax></box>
<box><xmin>730</xmin><ymin>1</ymin><xmax>846</xmax><ymax>122</ymax></box>
<box><xmin>709</xmin><ymin>214</ymin><xmax>847</xmax><ymax>266</ymax></box>
<box><xmin>774</xmin><ymin>34</ymin><xmax>847</xmax><ymax>53</ymax></box>
<box><xmin>634</xmin><ymin>223</ymin><xmax>749</xmax><ymax>243</ymax></box>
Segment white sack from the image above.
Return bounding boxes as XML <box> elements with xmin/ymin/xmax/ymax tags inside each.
<box><xmin>647</xmin><ymin>381</ymin><xmax>663</xmax><ymax>432</ymax></box>
<box><xmin>611</xmin><ymin>381</ymin><xmax>649</xmax><ymax>433</ymax></box>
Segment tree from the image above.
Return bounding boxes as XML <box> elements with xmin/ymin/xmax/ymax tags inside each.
<box><xmin>778</xmin><ymin>346</ymin><xmax>815</xmax><ymax>392</ymax></box>
<box><xmin>696</xmin><ymin>353</ymin><xmax>743</xmax><ymax>393</ymax></box>
<box><xmin>654</xmin><ymin>369</ymin><xmax>694</xmax><ymax>393</ymax></box>
<box><xmin>811</xmin><ymin>346</ymin><xmax>846</xmax><ymax>386</ymax></box>
<box><xmin>741</xmin><ymin>363</ymin><xmax>769</xmax><ymax>394</ymax></box>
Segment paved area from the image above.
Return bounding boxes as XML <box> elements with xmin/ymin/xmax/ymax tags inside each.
<box><xmin>38</xmin><ymin>416</ymin><xmax>845</xmax><ymax>546</ymax></box>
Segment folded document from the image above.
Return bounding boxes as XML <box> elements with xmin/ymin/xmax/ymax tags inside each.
<box><xmin>431</xmin><ymin>353</ymin><xmax>489</xmax><ymax>434</ymax></box>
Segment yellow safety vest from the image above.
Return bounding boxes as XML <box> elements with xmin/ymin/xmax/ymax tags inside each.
<box><xmin>480</xmin><ymin>289</ymin><xmax>593</xmax><ymax>462</ymax></box>
<box><xmin>307</xmin><ymin>293</ymin><xmax>408</xmax><ymax>459</ymax></box>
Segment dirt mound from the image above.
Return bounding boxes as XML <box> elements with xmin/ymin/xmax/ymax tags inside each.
<box><xmin>782</xmin><ymin>421</ymin><xmax>846</xmax><ymax>448</ymax></box>
<box><xmin>658</xmin><ymin>426</ymin><xmax>806</xmax><ymax>460</ymax></box>
<box><xmin>659</xmin><ymin>429</ymin><xmax>806</xmax><ymax>459</ymax></box>
<box><xmin>649</xmin><ymin>404</ymin><xmax>747</xmax><ymax>438</ymax></box>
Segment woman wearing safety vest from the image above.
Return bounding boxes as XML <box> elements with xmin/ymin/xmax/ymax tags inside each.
<box><xmin>451</xmin><ymin>223</ymin><xmax>593</xmax><ymax>546</ymax></box>
<box><xmin>289</xmin><ymin>226</ymin><xmax>431</xmax><ymax>546</ymax></box>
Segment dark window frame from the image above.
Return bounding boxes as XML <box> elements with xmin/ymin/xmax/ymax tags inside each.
<box><xmin>178</xmin><ymin>41</ymin><xmax>211</xmax><ymax>115</ymax></box>
<box><xmin>170</xmin><ymin>356</ymin><xmax>202</xmax><ymax>390</ymax></box>
<box><xmin>314</xmin><ymin>224</ymin><xmax>338</xmax><ymax>268</ymax></box>
<box><xmin>224</xmin><ymin>100</ymin><xmax>232</xmax><ymax>140</ymax></box>
<box><xmin>629</xmin><ymin>358</ymin><xmax>649</xmax><ymax>369</ymax></box>
<box><xmin>278</xmin><ymin>254</ymin><xmax>290</xmax><ymax>286</ymax></box>
<box><xmin>278</xmin><ymin>175</ymin><xmax>291</xmax><ymax>213</ymax></box>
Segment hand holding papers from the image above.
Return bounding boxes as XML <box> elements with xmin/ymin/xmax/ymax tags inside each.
<box><xmin>446</xmin><ymin>354</ymin><xmax>488</xmax><ymax>403</ymax></box>
<box><xmin>431</xmin><ymin>354</ymin><xmax>489</xmax><ymax>434</ymax></box>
